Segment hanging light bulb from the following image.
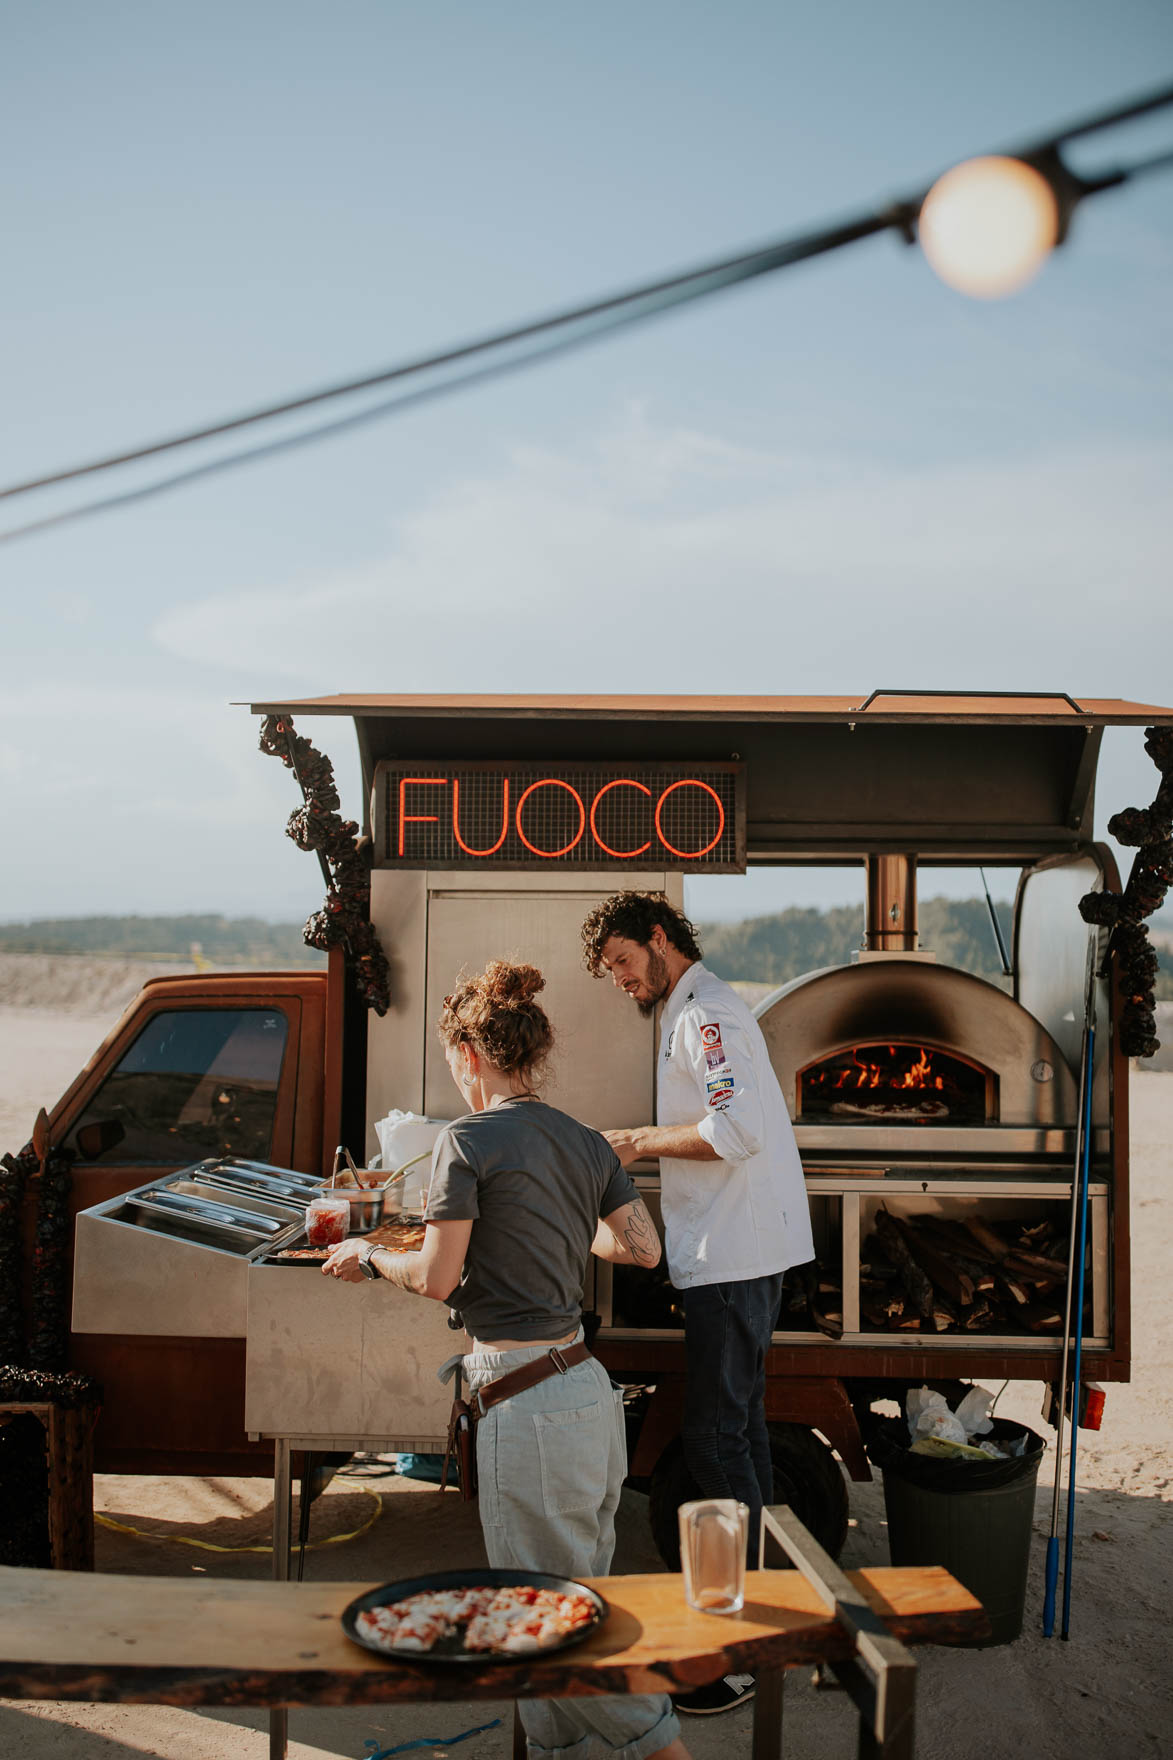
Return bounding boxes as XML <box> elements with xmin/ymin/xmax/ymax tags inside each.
<box><xmin>918</xmin><ymin>155</ymin><xmax>1061</xmax><ymax>298</ymax></box>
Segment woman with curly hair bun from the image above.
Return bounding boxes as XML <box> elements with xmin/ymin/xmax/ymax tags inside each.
<box><xmin>324</xmin><ymin>959</ymin><xmax>690</xmax><ymax>1760</ymax></box>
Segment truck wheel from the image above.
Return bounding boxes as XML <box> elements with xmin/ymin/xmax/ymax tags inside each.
<box><xmin>648</xmin><ymin>1424</ymin><xmax>849</xmax><ymax>1567</ymax></box>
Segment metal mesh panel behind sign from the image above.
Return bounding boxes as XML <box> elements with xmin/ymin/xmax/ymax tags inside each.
<box><xmin>374</xmin><ymin>761</ymin><xmax>744</xmax><ymax>871</ymax></box>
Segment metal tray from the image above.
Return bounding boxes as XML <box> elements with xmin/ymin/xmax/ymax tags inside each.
<box><xmin>127</xmin><ymin>1187</ymin><xmax>283</xmax><ymax>1236</ymax></box>
<box><xmin>341</xmin><ymin>1569</ymin><xmax>608</xmax><ymax>1664</ymax></box>
<box><xmin>200</xmin><ymin>1156</ymin><xmax>325</xmax><ymax>1195</ymax></box>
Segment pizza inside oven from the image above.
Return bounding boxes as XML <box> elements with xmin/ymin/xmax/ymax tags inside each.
<box><xmin>355</xmin><ymin>1583</ymin><xmax>599</xmax><ymax>1655</ymax></box>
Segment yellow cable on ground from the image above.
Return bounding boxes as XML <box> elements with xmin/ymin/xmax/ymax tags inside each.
<box><xmin>95</xmin><ymin>1486</ymin><xmax>383</xmax><ymax>1553</ymax></box>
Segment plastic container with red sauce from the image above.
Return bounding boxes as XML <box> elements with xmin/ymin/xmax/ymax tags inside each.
<box><xmin>305</xmin><ymin>1193</ymin><xmax>351</xmax><ymax>1247</ymax></box>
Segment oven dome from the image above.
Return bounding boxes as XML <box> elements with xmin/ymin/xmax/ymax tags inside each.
<box><xmin>755</xmin><ymin>958</ymin><xmax>1078</xmax><ymax>1129</ymax></box>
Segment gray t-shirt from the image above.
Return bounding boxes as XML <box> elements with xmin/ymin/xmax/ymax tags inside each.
<box><xmin>424</xmin><ymin>1097</ymin><xmax>637</xmax><ymax>1341</ymax></box>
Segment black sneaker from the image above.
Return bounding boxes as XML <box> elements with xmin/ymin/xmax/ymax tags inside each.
<box><xmin>673</xmin><ymin>1673</ymin><xmax>755</xmax><ymax>1716</ymax></box>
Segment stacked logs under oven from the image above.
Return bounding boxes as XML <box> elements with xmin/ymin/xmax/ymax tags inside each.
<box><xmin>781</xmin><ymin>1207</ymin><xmax>1085</xmax><ymax>1340</ymax></box>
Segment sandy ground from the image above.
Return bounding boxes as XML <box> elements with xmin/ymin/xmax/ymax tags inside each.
<box><xmin>1</xmin><ymin>983</ymin><xmax>1171</xmax><ymax>1760</ymax></box>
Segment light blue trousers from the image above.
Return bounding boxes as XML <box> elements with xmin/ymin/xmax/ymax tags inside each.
<box><xmin>455</xmin><ymin>1336</ymin><xmax>680</xmax><ymax>1760</ymax></box>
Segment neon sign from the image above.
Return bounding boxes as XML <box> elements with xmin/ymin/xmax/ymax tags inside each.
<box><xmin>374</xmin><ymin>761</ymin><xmax>744</xmax><ymax>871</ymax></box>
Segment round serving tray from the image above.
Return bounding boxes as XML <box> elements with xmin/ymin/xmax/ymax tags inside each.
<box><xmin>341</xmin><ymin>1568</ymin><xmax>609</xmax><ymax>1664</ymax></box>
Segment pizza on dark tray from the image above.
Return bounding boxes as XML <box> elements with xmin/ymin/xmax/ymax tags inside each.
<box><xmin>342</xmin><ymin>1570</ymin><xmax>607</xmax><ymax>1662</ymax></box>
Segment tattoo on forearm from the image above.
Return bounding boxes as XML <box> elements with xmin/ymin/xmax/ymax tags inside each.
<box><xmin>623</xmin><ymin>1201</ymin><xmax>659</xmax><ymax>1266</ymax></box>
<box><xmin>376</xmin><ymin>1250</ymin><xmax>420</xmax><ymax>1292</ymax></box>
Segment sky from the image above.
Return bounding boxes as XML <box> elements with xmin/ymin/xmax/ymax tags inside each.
<box><xmin>1</xmin><ymin>2</ymin><xmax>1171</xmax><ymax>928</ymax></box>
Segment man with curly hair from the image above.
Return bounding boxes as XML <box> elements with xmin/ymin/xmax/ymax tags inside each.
<box><xmin>581</xmin><ymin>891</ymin><xmax>814</xmax><ymax>1718</ymax></box>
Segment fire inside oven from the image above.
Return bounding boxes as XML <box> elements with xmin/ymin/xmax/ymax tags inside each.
<box><xmin>797</xmin><ymin>1042</ymin><xmax>996</xmax><ymax>1124</ymax></box>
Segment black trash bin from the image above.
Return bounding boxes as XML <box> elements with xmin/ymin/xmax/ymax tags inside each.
<box><xmin>867</xmin><ymin>1416</ymin><xmax>1046</xmax><ymax>1646</ymax></box>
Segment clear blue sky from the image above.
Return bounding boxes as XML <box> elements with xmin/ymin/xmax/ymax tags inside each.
<box><xmin>1</xmin><ymin>2</ymin><xmax>1170</xmax><ymax>925</ymax></box>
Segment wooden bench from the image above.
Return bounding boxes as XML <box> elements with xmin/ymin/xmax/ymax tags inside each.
<box><xmin>0</xmin><ymin>1508</ymin><xmax>986</xmax><ymax>1759</ymax></box>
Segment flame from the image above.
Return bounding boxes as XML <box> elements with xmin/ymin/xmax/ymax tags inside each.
<box><xmin>823</xmin><ymin>1045</ymin><xmax>949</xmax><ymax>1092</ymax></box>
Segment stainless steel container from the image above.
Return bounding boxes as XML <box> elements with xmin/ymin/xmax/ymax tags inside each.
<box><xmin>335</xmin><ymin>1184</ymin><xmax>386</xmax><ymax>1232</ymax></box>
<box><xmin>72</xmin><ymin>1158</ymin><xmax>322</xmax><ymax>1338</ymax></box>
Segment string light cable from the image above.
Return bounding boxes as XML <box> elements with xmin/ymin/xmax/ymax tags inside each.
<box><xmin>1</xmin><ymin>79</ymin><xmax>1170</xmax><ymax>546</ymax></box>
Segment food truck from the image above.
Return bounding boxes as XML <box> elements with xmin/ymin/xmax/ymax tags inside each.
<box><xmin>23</xmin><ymin>690</ymin><xmax>1166</xmax><ymax>1559</ymax></box>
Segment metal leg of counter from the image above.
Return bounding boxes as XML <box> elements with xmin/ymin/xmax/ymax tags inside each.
<box><xmin>270</xmin><ymin>1439</ymin><xmax>294</xmax><ymax>1760</ymax></box>
<box><xmin>273</xmin><ymin>1437</ymin><xmax>293</xmax><ymax>1582</ymax></box>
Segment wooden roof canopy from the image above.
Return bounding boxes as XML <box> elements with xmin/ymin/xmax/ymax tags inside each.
<box><xmin>247</xmin><ymin>693</ymin><xmax>1173</xmax><ymax>863</ymax></box>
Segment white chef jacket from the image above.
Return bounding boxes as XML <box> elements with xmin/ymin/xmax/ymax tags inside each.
<box><xmin>655</xmin><ymin>962</ymin><xmax>814</xmax><ymax>1289</ymax></box>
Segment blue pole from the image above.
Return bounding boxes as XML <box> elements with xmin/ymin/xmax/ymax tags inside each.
<box><xmin>1043</xmin><ymin>1536</ymin><xmax>1059</xmax><ymax>1637</ymax></box>
<box><xmin>1061</xmin><ymin>1022</ymin><xmax>1095</xmax><ymax>1640</ymax></box>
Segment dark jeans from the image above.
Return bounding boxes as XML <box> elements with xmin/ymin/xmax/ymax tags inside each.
<box><xmin>681</xmin><ymin>1272</ymin><xmax>784</xmax><ymax>1558</ymax></box>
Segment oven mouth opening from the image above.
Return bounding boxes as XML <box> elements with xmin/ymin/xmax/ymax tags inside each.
<box><xmin>797</xmin><ymin>1042</ymin><xmax>996</xmax><ymax>1124</ymax></box>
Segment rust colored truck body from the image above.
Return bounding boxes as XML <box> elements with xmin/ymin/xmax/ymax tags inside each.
<box><xmin>39</xmin><ymin>968</ymin><xmax>335</xmax><ymax>1475</ymax></box>
<box><xmin>13</xmin><ymin>692</ymin><xmax>1170</xmax><ymax>1531</ymax></box>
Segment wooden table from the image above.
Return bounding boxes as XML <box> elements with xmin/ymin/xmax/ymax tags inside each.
<box><xmin>0</xmin><ymin>1520</ymin><xmax>985</xmax><ymax>1760</ymax></box>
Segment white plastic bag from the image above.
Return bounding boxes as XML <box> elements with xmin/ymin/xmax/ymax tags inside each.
<box><xmin>955</xmin><ymin>1385</ymin><xmax>996</xmax><ymax>1438</ymax></box>
<box><xmin>913</xmin><ymin>1407</ymin><xmax>968</xmax><ymax>1446</ymax></box>
<box><xmin>905</xmin><ymin>1386</ymin><xmax>941</xmax><ymax>1441</ymax></box>
<box><xmin>373</xmin><ymin>1111</ymin><xmax>448</xmax><ymax>1210</ymax></box>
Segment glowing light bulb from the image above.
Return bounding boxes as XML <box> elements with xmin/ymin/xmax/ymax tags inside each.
<box><xmin>918</xmin><ymin>155</ymin><xmax>1061</xmax><ymax>298</ymax></box>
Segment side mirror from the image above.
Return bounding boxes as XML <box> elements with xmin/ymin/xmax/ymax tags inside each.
<box><xmin>75</xmin><ymin>1119</ymin><xmax>126</xmax><ymax>1161</ymax></box>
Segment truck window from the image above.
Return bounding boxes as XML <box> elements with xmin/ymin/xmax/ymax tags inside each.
<box><xmin>68</xmin><ymin>1008</ymin><xmax>289</xmax><ymax>1165</ymax></box>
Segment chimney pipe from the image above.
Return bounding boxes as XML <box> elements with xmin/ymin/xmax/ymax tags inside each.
<box><xmin>865</xmin><ymin>855</ymin><xmax>918</xmax><ymax>953</ymax></box>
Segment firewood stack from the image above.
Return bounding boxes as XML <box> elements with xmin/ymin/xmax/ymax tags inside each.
<box><xmin>780</xmin><ymin>1257</ymin><xmax>844</xmax><ymax>1338</ymax></box>
<box><xmin>861</xmin><ymin>1208</ymin><xmax>1085</xmax><ymax>1336</ymax></box>
<box><xmin>779</xmin><ymin>1208</ymin><xmax>1089</xmax><ymax>1339</ymax></box>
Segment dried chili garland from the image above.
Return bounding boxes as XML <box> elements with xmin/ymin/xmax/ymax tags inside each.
<box><xmin>0</xmin><ymin>1138</ymin><xmax>76</xmax><ymax>1371</ymax></box>
<box><xmin>0</xmin><ymin>1146</ymin><xmax>34</xmax><ymax>1364</ymax></box>
<box><xmin>259</xmin><ymin>715</ymin><xmax>391</xmax><ymax>1014</ymax></box>
<box><xmin>1079</xmin><ymin>724</ymin><xmax>1173</xmax><ymax>1058</ymax></box>
<box><xmin>29</xmin><ymin>1143</ymin><xmax>76</xmax><ymax>1370</ymax></box>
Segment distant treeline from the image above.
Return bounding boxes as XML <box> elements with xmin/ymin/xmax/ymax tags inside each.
<box><xmin>700</xmin><ymin>897</ymin><xmax>1173</xmax><ymax>999</ymax></box>
<box><xmin>0</xmin><ymin>915</ymin><xmax>324</xmax><ymax>967</ymax></box>
<box><xmin>2</xmin><ymin>905</ymin><xmax>1171</xmax><ymax>997</ymax></box>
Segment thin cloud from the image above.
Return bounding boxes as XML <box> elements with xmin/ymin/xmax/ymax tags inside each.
<box><xmin>152</xmin><ymin>415</ymin><xmax>1172</xmax><ymax>697</ymax></box>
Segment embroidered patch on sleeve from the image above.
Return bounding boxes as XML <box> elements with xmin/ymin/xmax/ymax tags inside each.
<box><xmin>704</xmin><ymin>1046</ymin><xmax>729</xmax><ymax>1072</ymax></box>
<box><xmin>700</xmin><ymin>1022</ymin><xmax>723</xmax><ymax>1049</ymax></box>
<box><xmin>706</xmin><ymin>1076</ymin><xmax>735</xmax><ymax>1095</ymax></box>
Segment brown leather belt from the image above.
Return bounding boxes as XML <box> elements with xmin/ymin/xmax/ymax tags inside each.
<box><xmin>473</xmin><ymin>1340</ymin><xmax>592</xmax><ymax>1416</ymax></box>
